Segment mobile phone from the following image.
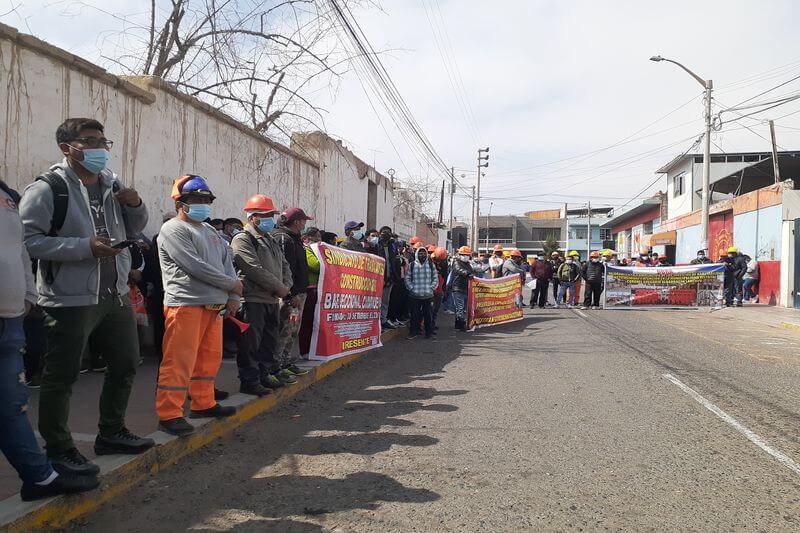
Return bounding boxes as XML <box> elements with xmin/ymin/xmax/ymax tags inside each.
<box><xmin>111</xmin><ymin>240</ymin><xmax>135</xmax><ymax>249</ymax></box>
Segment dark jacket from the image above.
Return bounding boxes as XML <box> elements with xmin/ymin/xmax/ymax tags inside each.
<box><xmin>340</xmin><ymin>236</ymin><xmax>365</xmax><ymax>252</ymax></box>
<box><xmin>581</xmin><ymin>260</ymin><xmax>605</xmax><ymax>283</ymax></box>
<box><xmin>450</xmin><ymin>258</ymin><xmax>473</xmax><ymax>293</ymax></box>
<box><xmin>690</xmin><ymin>256</ymin><xmax>711</xmax><ymax>265</ymax></box>
<box><xmin>549</xmin><ymin>259</ymin><xmax>563</xmax><ymax>280</ymax></box>
<box><xmin>532</xmin><ymin>260</ymin><xmax>553</xmax><ymax>280</ymax></box>
<box><xmin>369</xmin><ymin>239</ymin><xmax>402</xmax><ymax>284</ymax></box>
<box><xmin>732</xmin><ymin>254</ymin><xmax>749</xmax><ymax>280</ymax></box>
<box><xmin>273</xmin><ymin>226</ymin><xmax>309</xmax><ymax>296</ymax></box>
<box><xmin>231</xmin><ymin>224</ymin><xmax>293</xmax><ymax>304</ymax></box>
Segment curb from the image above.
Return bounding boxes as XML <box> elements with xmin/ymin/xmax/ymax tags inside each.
<box><xmin>0</xmin><ymin>328</ymin><xmax>404</xmax><ymax>531</ymax></box>
<box><xmin>779</xmin><ymin>321</ymin><xmax>800</xmax><ymax>333</ymax></box>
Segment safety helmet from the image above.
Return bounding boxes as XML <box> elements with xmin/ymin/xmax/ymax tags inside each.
<box><xmin>728</xmin><ymin>246</ymin><xmax>738</xmax><ymax>254</ymax></box>
<box><xmin>434</xmin><ymin>247</ymin><xmax>448</xmax><ymax>261</ymax></box>
<box><xmin>503</xmin><ymin>251</ymin><xmax>511</xmax><ymax>258</ymax></box>
<box><xmin>413</xmin><ymin>242</ymin><xmax>424</xmax><ymax>249</ymax></box>
<box><xmin>590</xmin><ymin>251</ymin><xmax>600</xmax><ymax>258</ymax></box>
<box><xmin>409</xmin><ymin>236</ymin><xmax>420</xmax><ymax>245</ymax></box>
<box><xmin>551</xmin><ymin>251</ymin><xmax>560</xmax><ymax>257</ymax></box>
<box><xmin>602</xmin><ymin>250</ymin><xmax>612</xmax><ymax>257</ymax></box>
<box><xmin>510</xmin><ymin>249</ymin><xmax>522</xmax><ymax>257</ymax></box>
<box><xmin>171</xmin><ymin>175</ymin><xmax>215</xmax><ymax>201</ymax></box>
<box><xmin>427</xmin><ymin>245</ymin><xmax>436</xmax><ymax>253</ymax></box>
<box><xmin>336</xmin><ymin>236</ymin><xmax>345</xmax><ymax>244</ymax></box>
<box><xmin>244</xmin><ymin>194</ymin><xmax>277</xmax><ymax>214</ymax></box>
<box><xmin>458</xmin><ymin>246</ymin><xmax>472</xmax><ymax>255</ymax></box>
<box><xmin>569</xmin><ymin>250</ymin><xmax>579</xmax><ymax>257</ymax></box>
<box><xmin>493</xmin><ymin>244</ymin><xmax>504</xmax><ymax>252</ymax></box>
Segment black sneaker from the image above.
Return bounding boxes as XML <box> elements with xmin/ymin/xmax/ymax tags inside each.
<box><xmin>158</xmin><ymin>417</ymin><xmax>196</xmax><ymax>437</ymax></box>
<box><xmin>261</xmin><ymin>373</ymin><xmax>286</xmax><ymax>389</ymax></box>
<box><xmin>94</xmin><ymin>428</ymin><xmax>155</xmax><ymax>456</ymax></box>
<box><xmin>48</xmin><ymin>448</ymin><xmax>100</xmax><ymax>476</ymax></box>
<box><xmin>21</xmin><ymin>472</ymin><xmax>100</xmax><ymax>501</ymax></box>
<box><xmin>276</xmin><ymin>369</ymin><xmax>298</xmax><ymax>385</ymax></box>
<box><xmin>240</xmin><ymin>382</ymin><xmax>273</xmax><ymax>397</ymax></box>
<box><xmin>284</xmin><ymin>364</ymin><xmax>309</xmax><ymax>376</ymax></box>
<box><xmin>407</xmin><ymin>333</ymin><xmax>419</xmax><ymax>340</ymax></box>
<box><xmin>189</xmin><ymin>403</ymin><xmax>236</xmax><ymax>418</ymax></box>
<box><xmin>26</xmin><ymin>375</ymin><xmax>42</xmax><ymax>389</ymax></box>
<box><xmin>214</xmin><ymin>388</ymin><xmax>230</xmax><ymax>401</ymax></box>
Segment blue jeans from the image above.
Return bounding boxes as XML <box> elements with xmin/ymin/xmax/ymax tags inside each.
<box><xmin>557</xmin><ymin>281</ymin><xmax>575</xmax><ymax>305</ymax></box>
<box><xmin>743</xmin><ymin>278</ymin><xmax>758</xmax><ymax>301</ymax></box>
<box><xmin>452</xmin><ymin>292</ymin><xmax>468</xmax><ymax>322</ymax></box>
<box><xmin>0</xmin><ymin>317</ymin><xmax>54</xmax><ymax>484</ymax></box>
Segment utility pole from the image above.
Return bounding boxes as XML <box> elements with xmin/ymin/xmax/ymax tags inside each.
<box><xmin>586</xmin><ymin>201</ymin><xmax>591</xmax><ymax>260</ymax></box>
<box><xmin>486</xmin><ymin>202</ymin><xmax>493</xmax><ymax>254</ymax></box>
<box><xmin>470</xmin><ymin>185</ymin><xmax>476</xmax><ymax>250</ymax></box>
<box><xmin>650</xmin><ymin>55</ymin><xmax>712</xmax><ymax>253</ymax></box>
<box><xmin>769</xmin><ymin>120</ymin><xmax>781</xmax><ymax>184</ymax></box>
<box><xmin>449</xmin><ymin>167</ymin><xmax>455</xmax><ymax>251</ymax></box>
<box><xmin>475</xmin><ymin>147</ymin><xmax>490</xmax><ymax>250</ymax></box>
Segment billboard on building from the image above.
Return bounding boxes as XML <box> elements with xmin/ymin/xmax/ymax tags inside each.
<box><xmin>603</xmin><ymin>264</ymin><xmax>725</xmax><ymax>308</ymax></box>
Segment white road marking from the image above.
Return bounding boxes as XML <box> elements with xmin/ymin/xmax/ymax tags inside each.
<box><xmin>663</xmin><ymin>373</ymin><xmax>800</xmax><ymax>476</ymax></box>
<box><xmin>574</xmin><ymin>310</ymin><xmax>588</xmax><ymax>318</ymax></box>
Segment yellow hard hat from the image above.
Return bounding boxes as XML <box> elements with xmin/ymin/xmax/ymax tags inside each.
<box><xmin>602</xmin><ymin>250</ymin><xmax>612</xmax><ymax>257</ymax></box>
<box><xmin>727</xmin><ymin>246</ymin><xmax>738</xmax><ymax>253</ymax></box>
<box><xmin>569</xmin><ymin>250</ymin><xmax>579</xmax><ymax>257</ymax></box>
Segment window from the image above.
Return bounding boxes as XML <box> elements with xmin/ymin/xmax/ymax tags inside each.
<box><xmin>710</xmin><ymin>155</ymin><xmax>726</xmax><ymax>163</ymax></box>
<box><xmin>530</xmin><ymin>228</ymin><xmax>561</xmax><ymax>241</ymax></box>
<box><xmin>673</xmin><ymin>173</ymin><xmax>684</xmax><ymax>197</ymax></box>
<box><xmin>643</xmin><ymin>221</ymin><xmax>654</xmax><ymax>234</ymax></box>
<box><xmin>571</xmin><ymin>227</ymin><xmax>588</xmax><ymax>240</ymax></box>
<box><xmin>600</xmin><ymin>228</ymin><xmax>611</xmax><ymax>241</ymax></box>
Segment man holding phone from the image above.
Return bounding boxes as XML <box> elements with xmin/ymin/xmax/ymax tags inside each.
<box><xmin>19</xmin><ymin>118</ymin><xmax>155</xmax><ymax>477</ymax></box>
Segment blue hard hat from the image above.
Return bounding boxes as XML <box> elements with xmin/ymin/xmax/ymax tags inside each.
<box><xmin>181</xmin><ymin>176</ymin><xmax>214</xmax><ymax>197</ymax></box>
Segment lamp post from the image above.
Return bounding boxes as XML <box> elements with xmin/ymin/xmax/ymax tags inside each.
<box><xmin>650</xmin><ymin>54</ymin><xmax>713</xmax><ymax>253</ymax></box>
<box><xmin>485</xmin><ymin>202</ymin><xmax>493</xmax><ymax>255</ymax></box>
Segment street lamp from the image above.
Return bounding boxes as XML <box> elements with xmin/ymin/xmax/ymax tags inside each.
<box><xmin>650</xmin><ymin>54</ymin><xmax>713</xmax><ymax>253</ymax></box>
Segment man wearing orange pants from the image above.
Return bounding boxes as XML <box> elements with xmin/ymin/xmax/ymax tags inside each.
<box><xmin>155</xmin><ymin>175</ymin><xmax>243</xmax><ymax>436</ymax></box>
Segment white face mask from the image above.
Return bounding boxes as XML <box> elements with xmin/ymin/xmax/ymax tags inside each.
<box><xmin>591</xmin><ymin>258</ymin><xmax>599</xmax><ymax>263</ymax></box>
<box><xmin>459</xmin><ymin>255</ymin><xmax>471</xmax><ymax>261</ymax></box>
<box><xmin>352</xmin><ymin>230</ymin><xmax>364</xmax><ymax>240</ymax></box>
<box><xmin>566</xmin><ymin>259</ymin><xmax>573</xmax><ymax>264</ymax></box>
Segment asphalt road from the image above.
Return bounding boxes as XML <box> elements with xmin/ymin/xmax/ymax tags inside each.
<box><xmin>73</xmin><ymin>306</ymin><xmax>800</xmax><ymax>532</ymax></box>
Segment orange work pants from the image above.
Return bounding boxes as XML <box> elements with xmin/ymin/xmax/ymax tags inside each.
<box><xmin>156</xmin><ymin>306</ymin><xmax>223</xmax><ymax>421</ymax></box>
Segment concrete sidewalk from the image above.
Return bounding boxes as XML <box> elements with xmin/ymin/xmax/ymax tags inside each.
<box><xmin>0</xmin><ymin>329</ymin><xmax>402</xmax><ymax>531</ymax></box>
<box><xmin>716</xmin><ymin>303</ymin><xmax>800</xmax><ymax>331</ymax></box>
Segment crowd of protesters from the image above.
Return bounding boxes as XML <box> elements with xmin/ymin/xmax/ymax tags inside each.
<box><xmin>0</xmin><ymin>116</ymin><xmax>496</xmax><ymax>501</ymax></box>
<box><xmin>1</xmin><ymin>117</ymin><xmax>764</xmax><ymax>503</ymax></box>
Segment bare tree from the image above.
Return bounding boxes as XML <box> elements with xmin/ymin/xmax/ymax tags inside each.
<box><xmin>102</xmin><ymin>0</ymin><xmax>366</xmax><ymax>137</ymax></box>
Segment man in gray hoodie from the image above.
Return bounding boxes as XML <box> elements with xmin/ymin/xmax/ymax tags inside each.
<box><xmin>19</xmin><ymin>118</ymin><xmax>154</xmax><ymax>477</ymax></box>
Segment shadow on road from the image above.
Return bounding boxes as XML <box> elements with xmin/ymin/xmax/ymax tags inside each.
<box><xmin>81</xmin><ymin>310</ymin><xmax>563</xmax><ymax>532</ymax></box>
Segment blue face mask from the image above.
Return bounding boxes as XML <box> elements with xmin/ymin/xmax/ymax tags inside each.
<box><xmin>258</xmin><ymin>218</ymin><xmax>276</xmax><ymax>233</ymax></box>
<box><xmin>352</xmin><ymin>231</ymin><xmax>364</xmax><ymax>240</ymax></box>
<box><xmin>77</xmin><ymin>148</ymin><xmax>108</xmax><ymax>173</ymax></box>
<box><xmin>185</xmin><ymin>204</ymin><xmax>212</xmax><ymax>222</ymax></box>
<box><xmin>369</xmin><ymin>236</ymin><xmax>379</xmax><ymax>245</ymax></box>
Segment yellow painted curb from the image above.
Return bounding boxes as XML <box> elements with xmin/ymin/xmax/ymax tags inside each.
<box><xmin>2</xmin><ymin>328</ymin><xmax>404</xmax><ymax>532</ymax></box>
<box><xmin>779</xmin><ymin>321</ymin><xmax>800</xmax><ymax>333</ymax></box>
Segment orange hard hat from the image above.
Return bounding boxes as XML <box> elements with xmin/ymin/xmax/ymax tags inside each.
<box><xmin>590</xmin><ymin>251</ymin><xmax>600</xmax><ymax>258</ymax></box>
<box><xmin>458</xmin><ymin>246</ymin><xmax>472</xmax><ymax>255</ymax></box>
<box><xmin>413</xmin><ymin>242</ymin><xmax>423</xmax><ymax>249</ymax></box>
<box><xmin>244</xmin><ymin>194</ymin><xmax>277</xmax><ymax>214</ymax></box>
<box><xmin>493</xmin><ymin>244</ymin><xmax>503</xmax><ymax>252</ymax></box>
<box><xmin>510</xmin><ymin>249</ymin><xmax>522</xmax><ymax>257</ymax></box>
<box><xmin>427</xmin><ymin>245</ymin><xmax>436</xmax><ymax>253</ymax></box>
<box><xmin>409</xmin><ymin>236</ymin><xmax>420</xmax><ymax>245</ymax></box>
<box><xmin>434</xmin><ymin>247</ymin><xmax>448</xmax><ymax>260</ymax></box>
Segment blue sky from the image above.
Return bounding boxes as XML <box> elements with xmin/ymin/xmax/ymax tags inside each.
<box><xmin>4</xmin><ymin>0</ymin><xmax>800</xmax><ymax>221</ymax></box>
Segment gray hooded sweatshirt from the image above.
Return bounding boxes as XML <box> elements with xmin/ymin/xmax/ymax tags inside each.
<box><xmin>18</xmin><ymin>160</ymin><xmax>148</xmax><ymax>307</ymax></box>
<box><xmin>1</xmin><ymin>184</ymin><xmax>37</xmax><ymax>317</ymax></box>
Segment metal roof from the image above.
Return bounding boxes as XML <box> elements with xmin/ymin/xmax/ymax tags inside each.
<box><xmin>601</xmin><ymin>198</ymin><xmax>661</xmax><ymax>229</ymax></box>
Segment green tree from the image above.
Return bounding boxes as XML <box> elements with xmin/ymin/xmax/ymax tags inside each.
<box><xmin>543</xmin><ymin>235</ymin><xmax>560</xmax><ymax>257</ymax></box>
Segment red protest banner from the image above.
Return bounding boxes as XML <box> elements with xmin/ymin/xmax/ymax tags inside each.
<box><xmin>308</xmin><ymin>243</ymin><xmax>385</xmax><ymax>361</ymax></box>
<box><xmin>467</xmin><ymin>274</ymin><xmax>524</xmax><ymax>331</ymax></box>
